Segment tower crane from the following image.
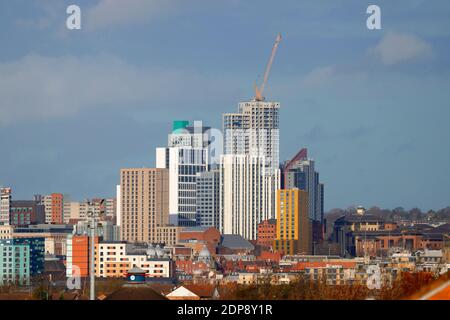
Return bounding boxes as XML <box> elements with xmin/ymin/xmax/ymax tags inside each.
<box><xmin>254</xmin><ymin>33</ymin><xmax>282</xmax><ymax>101</ymax></box>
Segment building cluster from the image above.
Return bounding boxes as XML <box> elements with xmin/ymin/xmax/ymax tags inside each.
<box><xmin>331</xmin><ymin>206</ymin><xmax>450</xmax><ymax>259</ymax></box>
<box><xmin>1</xmin><ymin>96</ymin><xmax>449</xmax><ymax>292</ymax></box>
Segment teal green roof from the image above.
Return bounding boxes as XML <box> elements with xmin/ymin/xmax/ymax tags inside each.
<box><xmin>172</xmin><ymin>120</ymin><xmax>189</xmax><ymax>132</ymax></box>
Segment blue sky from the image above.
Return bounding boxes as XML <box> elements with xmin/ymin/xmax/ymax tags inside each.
<box><xmin>0</xmin><ymin>0</ymin><xmax>449</xmax><ymax>211</ymax></box>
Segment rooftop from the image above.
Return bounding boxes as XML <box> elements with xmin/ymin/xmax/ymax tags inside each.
<box><xmin>221</xmin><ymin>234</ymin><xmax>255</xmax><ymax>250</ymax></box>
<box><xmin>181</xmin><ymin>226</ymin><xmax>211</xmax><ymax>233</ymax></box>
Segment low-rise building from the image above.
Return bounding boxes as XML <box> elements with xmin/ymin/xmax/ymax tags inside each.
<box><xmin>0</xmin><ymin>237</ymin><xmax>44</xmax><ymax>286</ymax></box>
<box><xmin>13</xmin><ymin>224</ymin><xmax>73</xmax><ymax>256</ymax></box>
<box><xmin>156</xmin><ymin>226</ymin><xmax>181</xmax><ymax>246</ymax></box>
<box><xmin>179</xmin><ymin>227</ymin><xmax>220</xmax><ymax>255</ymax></box>
<box><xmin>257</xmin><ymin>219</ymin><xmax>277</xmax><ymax>248</ymax></box>
<box><xmin>10</xmin><ymin>201</ymin><xmax>45</xmax><ymax>227</ymax></box>
<box><xmin>95</xmin><ymin>242</ymin><xmax>173</xmax><ymax>279</ymax></box>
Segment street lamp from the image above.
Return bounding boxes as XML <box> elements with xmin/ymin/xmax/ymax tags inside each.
<box><xmin>87</xmin><ymin>199</ymin><xmax>105</xmax><ymax>301</ymax></box>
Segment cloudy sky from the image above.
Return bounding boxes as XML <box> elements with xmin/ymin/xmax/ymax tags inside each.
<box><xmin>0</xmin><ymin>0</ymin><xmax>449</xmax><ymax>211</ymax></box>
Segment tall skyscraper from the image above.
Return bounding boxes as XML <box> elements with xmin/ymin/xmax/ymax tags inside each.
<box><xmin>196</xmin><ymin>169</ymin><xmax>220</xmax><ymax>228</ymax></box>
<box><xmin>120</xmin><ymin>168</ymin><xmax>169</xmax><ymax>243</ymax></box>
<box><xmin>156</xmin><ymin>120</ymin><xmax>210</xmax><ymax>226</ymax></box>
<box><xmin>220</xmin><ymin>154</ymin><xmax>278</xmax><ymax>240</ymax></box>
<box><xmin>273</xmin><ymin>189</ymin><xmax>312</xmax><ymax>255</ymax></box>
<box><xmin>223</xmin><ymin>101</ymin><xmax>280</xmax><ymax>173</ymax></box>
<box><xmin>220</xmin><ymin>100</ymin><xmax>281</xmax><ymax>240</ymax></box>
<box><xmin>0</xmin><ymin>188</ymin><xmax>12</xmax><ymax>225</ymax></box>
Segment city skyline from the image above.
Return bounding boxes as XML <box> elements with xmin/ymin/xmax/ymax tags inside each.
<box><xmin>0</xmin><ymin>2</ymin><xmax>449</xmax><ymax>304</ymax></box>
<box><xmin>1</xmin><ymin>1</ymin><xmax>450</xmax><ymax>211</ymax></box>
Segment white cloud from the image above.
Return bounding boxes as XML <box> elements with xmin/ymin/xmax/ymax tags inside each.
<box><xmin>0</xmin><ymin>54</ymin><xmax>233</xmax><ymax>126</ymax></box>
<box><xmin>297</xmin><ymin>66</ymin><xmax>367</xmax><ymax>90</ymax></box>
<box><xmin>370</xmin><ymin>32</ymin><xmax>432</xmax><ymax>65</ymax></box>
<box><xmin>301</xmin><ymin>66</ymin><xmax>335</xmax><ymax>87</ymax></box>
<box><xmin>85</xmin><ymin>0</ymin><xmax>178</xmax><ymax>30</ymax></box>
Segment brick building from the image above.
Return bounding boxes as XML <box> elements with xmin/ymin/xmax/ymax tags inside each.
<box><xmin>179</xmin><ymin>227</ymin><xmax>221</xmax><ymax>255</ymax></box>
<box><xmin>10</xmin><ymin>201</ymin><xmax>45</xmax><ymax>227</ymax></box>
<box><xmin>257</xmin><ymin>219</ymin><xmax>277</xmax><ymax>248</ymax></box>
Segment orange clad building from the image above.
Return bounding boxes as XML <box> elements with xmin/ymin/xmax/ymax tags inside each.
<box><xmin>66</xmin><ymin>235</ymin><xmax>98</xmax><ymax>277</ymax></box>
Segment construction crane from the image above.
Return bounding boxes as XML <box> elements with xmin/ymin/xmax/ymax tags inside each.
<box><xmin>254</xmin><ymin>33</ymin><xmax>282</xmax><ymax>101</ymax></box>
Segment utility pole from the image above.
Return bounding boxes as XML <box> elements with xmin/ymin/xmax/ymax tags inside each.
<box><xmin>88</xmin><ymin>199</ymin><xmax>104</xmax><ymax>301</ymax></box>
<box><xmin>89</xmin><ymin>207</ymin><xmax>95</xmax><ymax>301</ymax></box>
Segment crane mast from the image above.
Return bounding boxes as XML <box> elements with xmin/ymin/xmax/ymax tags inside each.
<box><xmin>254</xmin><ymin>33</ymin><xmax>282</xmax><ymax>101</ymax></box>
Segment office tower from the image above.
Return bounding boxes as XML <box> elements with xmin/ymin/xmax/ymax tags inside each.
<box><xmin>283</xmin><ymin>148</ymin><xmax>324</xmax><ymax>224</ymax></box>
<box><xmin>273</xmin><ymin>189</ymin><xmax>312</xmax><ymax>255</ymax></box>
<box><xmin>0</xmin><ymin>188</ymin><xmax>12</xmax><ymax>225</ymax></box>
<box><xmin>223</xmin><ymin>101</ymin><xmax>280</xmax><ymax>173</ymax></box>
<box><xmin>120</xmin><ymin>168</ymin><xmax>169</xmax><ymax>243</ymax></box>
<box><xmin>282</xmin><ymin>148</ymin><xmax>308</xmax><ymax>188</ymax></box>
<box><xmin>9</xmin><ymin>201</ymin><xmax>45</xmax><ymax>226</ymax></box>
<box><xmin>196</xmin><ymin>170</ymin><xmax>220</xmax><ymax>228</ymax></box>
<box><xmin>220</xmin><ymin>154</ymin><xmax>278</xmax><ymax>240</ymax></box>
<box><xmin>156</xmin><ymin>120</ymin><xmax>210</xmax><ymax>226</ymax></box>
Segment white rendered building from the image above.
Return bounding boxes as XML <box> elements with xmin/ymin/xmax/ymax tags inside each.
<box><xmin>220</xmin><ymin>154</ymin><xmax>279</xmax><ymax>240</ymax></box>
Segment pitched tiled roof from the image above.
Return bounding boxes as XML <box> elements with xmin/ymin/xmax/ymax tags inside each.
<box><xmin>183</xmin><ymin>284</ymin><xmax>216</xmax><ymax>298</ymax></box>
